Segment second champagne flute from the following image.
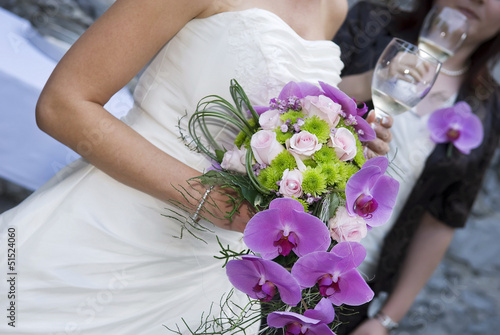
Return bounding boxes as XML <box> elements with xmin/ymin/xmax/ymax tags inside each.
<box><xmin>418</xmin><ymin>5</ymin><xmax>469</xmax><ymax>63</ymax></box>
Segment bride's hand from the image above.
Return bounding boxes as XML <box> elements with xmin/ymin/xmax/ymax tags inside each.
<box><xmin>195</xmin><ymin>185</ymin><xmax>253</xmax><ymax>233</ymax></box>
<box><xmin>349</xmin><ymin>318</ymin><xmax>388</xmax><ymax>335</ymax></box>
<box><xmin>364</xmin><ymin>110</ymin><xmax>393</xmax><ymax>159</ymax></box>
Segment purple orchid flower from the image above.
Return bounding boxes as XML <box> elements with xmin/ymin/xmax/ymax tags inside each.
<box><xmin>303</xmin><ymin>298</ymin><xmax>336</xmax><ymax>324</ymax></box>
<box><xmin>278</xmin><ymin>81</ymin><xmax>324</xmax><ymax>101</ymax></box>
<box><xmin>319</xmin><ymin>81</ymin><xmax>375</xmax><ymax>142</ymax></box>
<box><xmin>267</xmin><ymin>299</ymin><xmax>337</xmax><ymax>335</ymax></box>
<box><xmin>428</xmin><ymin>101</ymin><xmax>483</xmax><ymax>154</ymax></box>
<box><xmin>291</xmin><ymin>242</ymin><xmax>374</xmax><ymax>306</ymax></box>
<box><xmin>345</xmin><ymin>156</ymin><xmax>399</xmax><ymax>227</ymax></box>
<box><xmin>243</xmin><ymin>198</ymin><xmax>331</xmax><ymax>259</ymax></box>
<box><xmin>226</xmin><ymin>255</ymin><xmax>302</xmax><ymax>305</ymax></box>
<box><xmin>249</xmin><ymin>105</ymin><xmax>272</xmax><ymax>116</ymax></box>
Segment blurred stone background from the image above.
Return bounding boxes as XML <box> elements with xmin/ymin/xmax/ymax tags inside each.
<box><xmin>0</xmin><ymin>1</ymin><xmax>499</xmax><ymax>334</ymax></box>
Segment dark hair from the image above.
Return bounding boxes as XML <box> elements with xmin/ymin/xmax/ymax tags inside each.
<box><xmin>389</xmin><ymin>0</ymin><xmax>500</xmax><ymax>92</ymax></box>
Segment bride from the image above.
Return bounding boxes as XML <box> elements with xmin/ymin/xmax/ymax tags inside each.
<box><xmin>0</xmin><ymin>0</ymin><xmax>389</xmax><ymax>333</ymax></box>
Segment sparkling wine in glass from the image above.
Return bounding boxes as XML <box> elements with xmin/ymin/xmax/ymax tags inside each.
<box><xmin>418</xmin><ymin>6</ymin><xmax>468</xmax><ymax>63</ymax></box>
<box><xmin>371</xmin><ymin>38</ymin><xmax>441</xmax><ymax>119</ymax></box>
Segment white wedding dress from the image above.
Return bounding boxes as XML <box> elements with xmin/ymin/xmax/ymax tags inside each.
<box><xmin>0</xmin><ymin>9</ymin><xmax>343</xmax><ymax>334</ymax></box>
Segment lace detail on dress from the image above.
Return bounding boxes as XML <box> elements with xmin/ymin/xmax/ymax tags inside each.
<box><xmin>226</xmin><ymin>13</ymin><xmax>275</xmax><ymax>106</ymax></box>
<box><xmin>225</xmin><ymin>9</ymin><xmax>343</xmax><ymax>105</ymax></box>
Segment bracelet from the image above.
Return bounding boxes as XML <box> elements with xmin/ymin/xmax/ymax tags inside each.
<box><xmin>190</xmin><ymin>186</ymin><xmax>214</xmax><ymax>222</ymax></box>
<box><xmin>375</xmin><ymin>311</ymin><xmax>398</xmax><ymax>330</ymax></box>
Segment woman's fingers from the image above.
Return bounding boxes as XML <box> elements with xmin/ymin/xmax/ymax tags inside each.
<box><xmin>365</xmin><ymin>137</ymin><xmax>390</xmax><ymax>158</ymax></box>
<box><xmin>364</xmin><ymin>110</ymin><xmax>393</xmax><ymax>158</ymax></box>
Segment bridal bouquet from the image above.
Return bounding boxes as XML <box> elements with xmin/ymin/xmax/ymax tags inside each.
<box><xmin>179</xmin><ymin>80</ymin><xmax>399</xmax><ymax>334</ymax></box>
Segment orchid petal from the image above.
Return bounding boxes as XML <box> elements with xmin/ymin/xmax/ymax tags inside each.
<box><xmin>345</xmin><ymin>157</ymin><xmax>399</xmax><ymax>226</ymax></box>
<box><xmin>278</xmin><ymin>82</ymin><xmax>322</xmax><ymax>101</ymax></box>
<box><xmin>345</xmin><ymin>166</ymin><xmax>382</xmax><ymax>215</ymax></box>
<box><xmin>366</xmin><ymin>175</ymin><xmax>399</xmax><ymax>227</ymax></box>
<box><xmin>329</xmin><ymin>269</ymin><xmax>374</xmax><ymax>306</ymax></box>
<box><xmin>329</xmin><ymin>242</ymin><xmax>367</xmax><ymax>271</ymax></box>
<box><xmin>319</xmin><ymin>81</ymin><xmax>357</xmax><ymax>117</ymax></box>
<box><xmin>251</xmin><ymin>105</ymin><xmax>271</xmax><ymax>116</ymax></box>
<box><xmin>454</xmin><ymin>113</ymin><xmax>483</xmax><ymax>154</ymax></box>
<box><xmin>291</xmin><ymin>252</ymin><xmax>338</xmax><ymax>288</ymax></box>
<box><xmin>428</xmin><ymin>108</ymin><xmax>453</xmax><ymax>143</ymax></box>
<box><xmin>355</xmin><ymin>116</ymin><xmax>376</xmax><ymax>141</ymax></box>
<box><xmin>363</xmin><ymin>156</ymin><xmax>389</xmax><ymax>171</ymax></box>
<box><xmin>356</xmin><ymin>102</ymin><xmax>369</xmax><ymax>117</ymax></box>
<box><xmin>304</xmin><ymin>298</ymin><xmax>335</xmax><ymax>324</ymax></box>
<box><xmin>319</xmin><ymin>81</ymin><xmax>375</xmax><ymax>142</ymax></box>
<box><xmin>267</xmin><ymin>312</ymin><xmax>321</xmax><ymax>328</ymax></box>
<box><xmin>308</xmin><ymin>323</ymin><xmax>337</xmax><ymax>335</ymax></box>
<box><xmin>243</xmin><ymin>198</ymin><xmax>330</xmax><ymax>259</ymax></box>
<box><xmin>267</xmin><ymin>312</ymin><xmax>337</xmax><ymax>335</ymax></box>
<box><xmin>291</xmin><ymin>244</ymin><xmax>373</xmax><ymax>306</ymax></box>
<box><xmin>428</xmin><ymin>101</ymin><xmax>483</xmax><ymax>154</ymax></box>
<box><xmin>226</xmin><ymin>255</ymin><xmax>302</xmax><ymax>305</ymax></box>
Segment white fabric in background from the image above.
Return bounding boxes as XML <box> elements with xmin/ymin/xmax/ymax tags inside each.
<box><xmin>0</xmin><ymin>8</ymin><xmax>343</xmax><ymax>334</ymax></box>
<box><xmin>0</xmin><ymin>7</ymin><xmax>133</xmax><ymax>190</ymax></box>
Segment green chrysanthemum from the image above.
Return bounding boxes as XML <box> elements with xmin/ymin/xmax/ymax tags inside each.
<box><xmin>234</xmin><ymin>118</ymin><xmax>257</xmax><ymax>148</ymax></box>
<box><xmin>318</xmin><ymin>163</ymin><xmax>337</xmax><ymax>186</ymax></box>
<box><xmin>275</xmin><ymin>128</ymin><xmax>293</xmax><ymax>144</ymax></box>
<box><xmin>270</xmin><ymin>150</ymin><xmax>297</xmax><ymax>175</ymax></box>
<box><xmin>327</xmin><ymin>163</ymin><xmax>345</xmax><ymax>188</ymax></box>
<box><xmin>302</xmin><ymin>159</ymin><xmax>318</xmax><ymax>169</ymax></box>
<box><xmin>333</xmin><ymin>161</ymin><xmax>359</xmax><ymax>193</ymax></box>
<box><xmin>354</xmin><ymin>136</ymin><xmax>366</xmax><ymax>167</ymax></box>
<box><xmin>301</xmin><ymin>167</ymin><xmax>327</xmax><ymax>196</ymax></box>
<box><xmin>301</xmin><ymin>116</ymin><xmax>331</xmax><ymax>143</ymax></box>
<box><xmin>313</xmin><ymin>146</ymin><xmax>339</xmax><ymax>165</ymax></box>
<box><xmin>344</xmin><ymin>162</ymin><xmax>361</xmax><ymax>180</ymax></box>
<box><xmin>257</xmin><ymin>166</ymin><xmax>281</xmax><ymax>191</ymax></box>
<box><xmin>280</xmin><ymin>110</ymin><xmax>305</xmax><ymax>124</ymax></box>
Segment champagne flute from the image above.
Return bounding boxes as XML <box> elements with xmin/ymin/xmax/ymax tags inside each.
<box><xmin>418</xmin><ymin>6</ymin><xmax>469</xmax><ymax>63</ymax></box>
<box><xmin>371</xmin><ymin>38</ymin><xmax>441</xmax><ymax>119</ymax></box>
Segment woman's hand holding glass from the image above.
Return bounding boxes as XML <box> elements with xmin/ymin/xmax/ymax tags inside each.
<box><xmin>365</xmin><ymin>110</ymin><xmax>393</xmax><ymax>159</ymax></box>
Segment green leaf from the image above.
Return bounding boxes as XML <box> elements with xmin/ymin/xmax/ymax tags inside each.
<box><xmin>214</xmin><ymin>149</ymin><xmax>226</xmax><ymax>163</ymax></box>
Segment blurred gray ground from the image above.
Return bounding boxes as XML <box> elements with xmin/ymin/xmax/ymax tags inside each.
<box><xmin>1</xmin><ymin>1</ymin><xmax>500</xmax><ymax>334</ymax></box>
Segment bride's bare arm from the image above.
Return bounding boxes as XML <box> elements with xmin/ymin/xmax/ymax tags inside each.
<box><xmin>35</xmin><ymin>0</ymin><xmax>249</xmax><ymax>231</ymax></box>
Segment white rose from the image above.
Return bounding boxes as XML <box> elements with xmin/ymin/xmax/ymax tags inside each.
<box><xmin>279</xmin><ymin>169</ymin><xmax>303</xmax><ymax>198</ymax></box>
<box><xmin>259</xmin><ymin>109</ymin><xmax>283</xmax><ymax>130</ymax></box>
<box><xmin>329</xmin><ymin>127</ymin><xmax>357</xmax><ymax>161</ymax></box>
<box><xmin>302</xmin><ymin>95</ymin><xmax>342</xmax><ymax>128</ymax></box>
<box><xmin>328</xmin><ymin>206</ymin><xmax>367</xmax><ymax>243</ymax></box>
<box><xmin>287</xmin><ymin>131</ymin><xmax>322</xmax><ymax>157</ymax></box>
<box><xmin>250</xmin><ymin>130</ymin><xmax>284</xmax><ymax>165</ymax></box>
<box><xmin>221</xmin><ymin>147</ymin><xmax>247</xmax><ymax>173</ymax></box>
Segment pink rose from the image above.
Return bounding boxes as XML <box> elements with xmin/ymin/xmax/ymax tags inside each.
<box><xmin>279</xmin><ymin>168</ymin><xmax>303</xmax><ymax>198</ymax></box>
<box><xmin>259</xmin><ymin>109</ymin><xmax>283</xmax><ymax>130</ymax></box>
<box><xmin>329</xmin><ymin>127</ymin><xmax>357</xmax><ymax>161</ymax></box>
<box><xmin>287</xmin><ymin>131</ymin><xmax>322</xmax><ymax>157</ymax></box>
<box><xmin>250</xmin><ymin>130</ymin><xmax>284</xmax><ymax>165</ymax></box>
<box><xmin>302</xmin><ymin>95</ymin><xmax>342</xmax><ymax>128</ymax></box>
<box><xmin>328</xmin><ymin>206</ymin><xmax>367</xmax><ymax>243</ymax></box>
<box><xmin>221</xmin><ymin>147</ymin><xmax>247</xmax><ymax>174</ymax></box>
